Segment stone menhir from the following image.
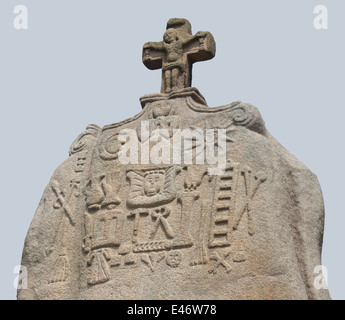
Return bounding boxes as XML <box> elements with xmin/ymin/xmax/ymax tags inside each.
<box><xmin>18</xmin><ymin>18</ymin><xmax>331</xmax><ymax>300</ymax></box>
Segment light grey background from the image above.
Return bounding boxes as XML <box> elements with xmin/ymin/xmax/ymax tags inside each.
<box><xmin>0</xmin><ymin>0</ymin><xmax>343</xmax><ymax>300</ymax></box>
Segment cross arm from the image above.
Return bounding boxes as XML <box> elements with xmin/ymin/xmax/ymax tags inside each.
<box><xmin>184</xmin><ymin>31</ymin><xmax>216</xmax><ymax>63</ymax></box>
<box><xmin>142</xmin><ymin>41</ymin><xmax>165</xmax><ymax>70</ymax></box>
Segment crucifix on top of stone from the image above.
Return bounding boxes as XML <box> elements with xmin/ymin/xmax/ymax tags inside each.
<box><xmin>143</xmin><ymin>18</ymin><xmax>216</xmax><ymax>93</ymax></box>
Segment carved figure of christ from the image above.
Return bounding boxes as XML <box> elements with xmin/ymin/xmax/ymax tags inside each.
<box><xmin>143</xmin><ymin>18</ymin><xmax>215</xmax><ymax>93</ymax></box>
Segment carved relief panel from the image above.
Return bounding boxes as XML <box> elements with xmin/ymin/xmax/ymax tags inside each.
<box><xmin>81</xmin><ymin>100</ymin><xmax>268</xmax><ymax>286</ymax></box>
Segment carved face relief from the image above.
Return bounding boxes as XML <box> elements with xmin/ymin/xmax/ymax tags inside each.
<box><xmin>163</xmin><ymin>29</ymin><xmax>177</xmax><ymax>44</ymax></box>
<box><xmin>144</xmin><ymin>173</ymin><xmax>164</xmax><ymax>197</ymax></box>
<box><xmin>152</xmin><ymin>102</ymin><xmax>172</xmax><ymax>118</ymax></box>
<box><xmin>166</xmin><ymin>250</ymin><xmax>182</xmax><ymax>268</ymax></box>
<box><xmin>126</xmin><ymin>167</ymin><xmax>177</xmax><ymax>208</ymax></box>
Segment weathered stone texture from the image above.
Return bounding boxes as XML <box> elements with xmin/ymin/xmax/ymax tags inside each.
<box><xmin>18</xmin><ymin>19</ymin><xmax>330</xmax><ymax>300</ymax></box>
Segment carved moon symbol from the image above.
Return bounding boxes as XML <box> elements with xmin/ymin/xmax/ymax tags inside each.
<box><xmin>99</xmin><ymin>132</ymin><xmax>123</xmax><ymax>160</ymax></box>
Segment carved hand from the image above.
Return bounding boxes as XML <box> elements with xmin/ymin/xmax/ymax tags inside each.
<box><xmin>143</xmin><ymin>42</ymin><xmax>153</xmax><ymax>48</ymax></box>
<box><xmin>195</xmin><ymin>31</ymin><xmax>207</xmax><ymax>38</ymax></box>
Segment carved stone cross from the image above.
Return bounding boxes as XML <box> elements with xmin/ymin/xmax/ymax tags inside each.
<box><xmin>143</xmin><ymin>18</ymin><xmax>216</xmax><ymax>93</ymax></box>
